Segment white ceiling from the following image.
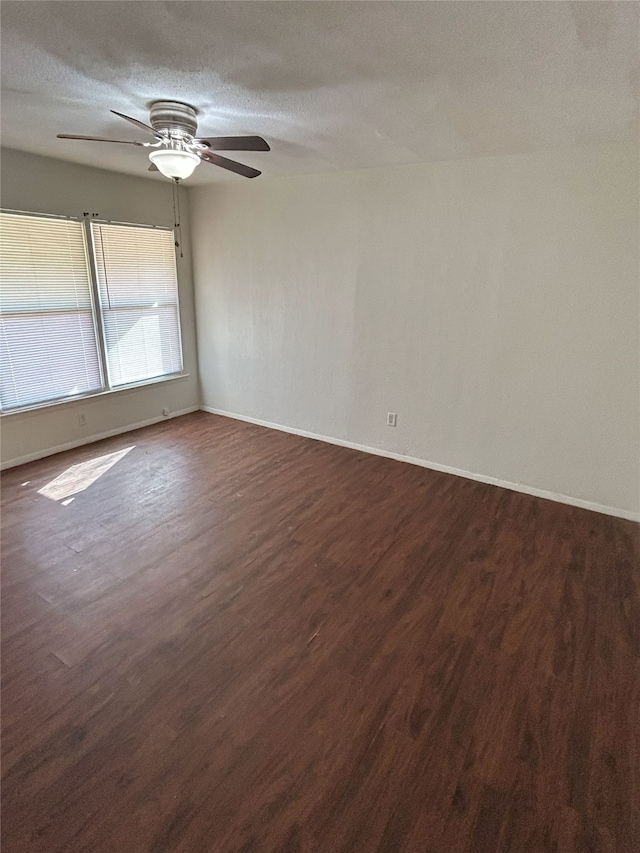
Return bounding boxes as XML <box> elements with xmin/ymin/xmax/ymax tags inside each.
<box><xmin>1</xmin><ymin>1</ymin><xmax>638</xmax><ymax>185</ymax></box>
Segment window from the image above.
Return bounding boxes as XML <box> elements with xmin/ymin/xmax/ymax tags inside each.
<box><xmin>0</xmin><ymin>213</ymin><xmax>102</xmax><ymax>410</ymax></box>
<box><xmin>91</xmin><ymin>223</ymin><xmax>182</xmax><ymax>387</ymax></box>
<box><xmin>0</xmin><ymin>211</ymin><xmax>183</xmax><ymax>413</ymax></box>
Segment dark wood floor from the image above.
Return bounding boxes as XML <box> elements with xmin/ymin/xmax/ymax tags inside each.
<box><xmin>1</xmin><ymin>412</ymin><xmax>638</xmax><ymax>853</ymax></box>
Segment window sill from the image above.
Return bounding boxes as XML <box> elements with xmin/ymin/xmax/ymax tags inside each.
<box><xmin>0</xmin><ymin>373</ymin><xmax>191</xmax><ymax>418</ymax></box>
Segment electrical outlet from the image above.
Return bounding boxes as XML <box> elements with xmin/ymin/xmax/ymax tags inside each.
<box><xmin>162</xmin><ymin>407</ymin><xmax>170</xmax><ymax>417</ymax></box>
<box><xmin>78</xmin><ymin>412</ymin><xmax>87</xmax><ymax>426</ymax></box>
<box><xmin>387</xmin><ymin>412</ymin><xmax>397</xmax><ymax>427</ymax></box>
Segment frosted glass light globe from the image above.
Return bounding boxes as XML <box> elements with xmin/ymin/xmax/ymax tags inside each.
<box><xmin>149</xmin><ymin>149</ymin><xmax>200</xmax><ymax>180</ymax></box>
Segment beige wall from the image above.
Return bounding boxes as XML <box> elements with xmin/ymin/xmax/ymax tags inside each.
<box><xmin>0</xmin><ymin>149</ymin><xmax>200</xmax><ymax>466</ymax></box>
<box><xmin>190</xmin><ymin>142</ymin><xmax>640</xmax><ymax>519</ymax></box>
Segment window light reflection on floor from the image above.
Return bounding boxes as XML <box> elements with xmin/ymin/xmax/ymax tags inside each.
<box><xmin>37</xmin><ymin>446</ymin><xmax>134</xmax><ymax>502</ymax></box>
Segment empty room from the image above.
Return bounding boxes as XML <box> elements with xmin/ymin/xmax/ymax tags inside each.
<box><xmin>1</xmin><ymin>2</ymin><xmax>638</xmax><ymax>851</ymax></box>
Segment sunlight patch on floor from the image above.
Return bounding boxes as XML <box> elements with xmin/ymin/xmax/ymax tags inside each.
<box><xmin>38</xmin><ymin>446</ymin><xmax>134</xmax><ymax>502</ymax></box>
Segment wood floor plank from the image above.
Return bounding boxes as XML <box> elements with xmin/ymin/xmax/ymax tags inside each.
<box><xmin>1</xmin><ymin>411</ymin><xmax>638</xmax><ymax>852</ymax></box>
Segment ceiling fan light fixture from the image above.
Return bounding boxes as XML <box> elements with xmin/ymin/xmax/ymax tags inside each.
<box><xmin>58</xmin><ymin>102</ymin><xmax>268</xmax><ymax>179</ymax></box>
<box><xmin>149</xmin><ymin>148</ymin><xmax>200</xmax><ymax>180</ymax></box>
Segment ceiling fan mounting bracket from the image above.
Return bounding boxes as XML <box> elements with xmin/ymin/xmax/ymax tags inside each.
<box><xmin>149</xmin><ymin>100</ymin><xmax>198</xmax><ymax>139</ymax></box>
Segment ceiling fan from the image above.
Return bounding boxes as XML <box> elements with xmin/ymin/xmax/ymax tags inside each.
<box><xmin>57</xmin><ymin>100</ymin><xmax>270</xmax><ymax>180</ymax></box>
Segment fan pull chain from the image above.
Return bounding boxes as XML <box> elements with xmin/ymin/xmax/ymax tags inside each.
<box><xmin>172</xmin><ymin>179</ymin><xmax>184</xmax><ymax>258</ymax></box>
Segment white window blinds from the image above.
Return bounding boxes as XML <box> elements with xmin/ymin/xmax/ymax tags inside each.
<box><xmin>91</xmin><ymin>223</ymin><xmax>183</xmax><ymax>387</ymax></box>
<box><xmin>0</xmin><ymin>212</ymin><xmax>103</xmax><ymax>411</ymax></box>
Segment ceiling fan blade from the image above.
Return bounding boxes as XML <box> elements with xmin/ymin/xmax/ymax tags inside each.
<box><xmin>199</xmin><ymin>151</ymin><xmax>261</xmax><ymax>178</ymax></box>
<box><xmin>57</xmin><ymin>134</ymin><xmax>145</xmax><ymax>145</ymax></box>
<box><xmin>148</xmin><ymin>163</ymin><xmax>159</xmax><ymax>172</ymax></box>
<box><xmin>110</xmin><ymin>110</ymin><xmax>158</xmax><ymax>137</ymax></box>
<box><xmin>196</xmin><ymin>135</ymin><xmax>270</xmax><ymax>152</ymax></box>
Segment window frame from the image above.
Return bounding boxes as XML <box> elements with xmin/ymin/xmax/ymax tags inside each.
<box><xmin>0</xmin><ymin>209</ymin><xmax>186</xmax><ymax>416</ymax></box>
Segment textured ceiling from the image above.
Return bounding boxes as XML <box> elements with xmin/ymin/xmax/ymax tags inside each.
<box><xmin>1</xmin><ymin>1</ymin><xmax>638</xmax><ymax>185</ymax></box>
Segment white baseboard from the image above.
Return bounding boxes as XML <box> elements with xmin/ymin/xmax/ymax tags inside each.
<box><xmin>1</xmin><ymin>407</ymin><xmax>200</xmax><ymax>470</ymax></box>
<box><xmin>201</xmin><ymin>406</ymin><xmax>639</xmax><ymax>523</ymax></box>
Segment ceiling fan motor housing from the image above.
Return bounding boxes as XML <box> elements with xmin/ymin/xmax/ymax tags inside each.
<box><xmin>149</xmin><ymin>101</ymin><xmax>198</xmax><ymax>140</ymax></box>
